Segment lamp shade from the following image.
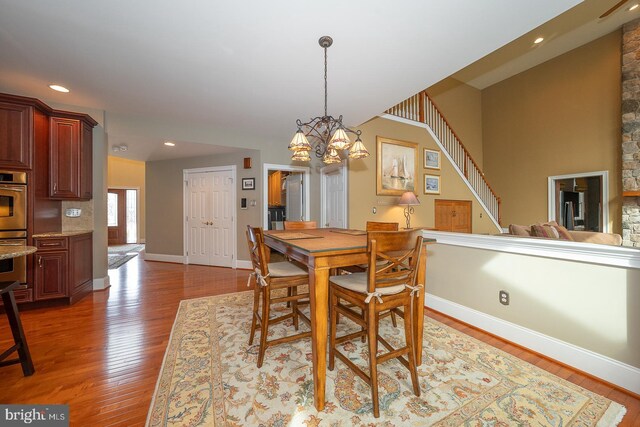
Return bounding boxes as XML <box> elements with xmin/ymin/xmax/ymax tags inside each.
<box><xmin>328</xmin><ymin>127</ymin><xmax>351</xmax><ymax>150</ymax></box>
<box><xmin>322</xmin><ymin>148</ymin><xmax>342</xmax><ymax>164</ymax></box>
<box><xmin>288</xmin><ymin>129</ymin><xmax>312</xmax><ymax>152</ymax></box>
<box><xmin>291</xmin><ymin>150</ymin><xmax>311</xmax><ymax>162</ymax></box>
<box><xmin>399</xmin><ymin>191</ymin><xmax>419</xmax><ymax>206</ymax></box>
<box><xmin>348</xmin><ymin>137</ymin><xmax>369</xmax><ymax>159</ymax></box>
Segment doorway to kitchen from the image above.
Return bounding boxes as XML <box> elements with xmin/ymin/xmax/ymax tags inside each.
<box><xmin>547</xmin><ymin>171</ymin><xmax>609</xmax><ymax>232</ymax></box>
<box><xmin>263</xmin><ymin>164</ymin><xmax>310</xmax><ymax>230</ymax></box>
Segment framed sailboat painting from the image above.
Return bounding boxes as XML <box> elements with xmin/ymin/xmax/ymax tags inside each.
<box><xmin>376</xmin><ymin>136</ymin><xmax>418</xmax><ymax>195</ymax></box>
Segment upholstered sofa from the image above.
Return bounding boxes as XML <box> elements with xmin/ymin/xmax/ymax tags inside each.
<box><xmin>507</xmin><ymin>222</ymin><xmax>622</xmax><ymax>246</ymax></box>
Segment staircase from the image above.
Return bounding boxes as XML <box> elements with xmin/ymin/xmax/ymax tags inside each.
<box><xmin>383</xmin><ymin>91</ymin><xmax>502</xmax><ymax>229</ymax></box>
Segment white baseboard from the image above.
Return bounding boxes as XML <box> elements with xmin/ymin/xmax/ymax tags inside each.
<box><xmin>235</xmin><ymin>260</ymin><xmax>252</xmax><ymax>269</ymax></box>
<box><xmin>93</xmin><ymin>275</ymin><xmax>110</xmax><ymax>291</ymax></box>
<box><xmin>144</xmin><ymin>253</ymin><xmax>185</xmax><ymax>264</ymax></box>
<box><xmin>426</xmin><ymin>294</ymin><xmax>640</xmax><ymax>395</ymax></box>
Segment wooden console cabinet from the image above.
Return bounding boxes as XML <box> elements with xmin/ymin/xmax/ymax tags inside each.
<box><xmin>33</xmin><ymin>233</ymin><xmax>93</xmax><ymax>304</ymax></box>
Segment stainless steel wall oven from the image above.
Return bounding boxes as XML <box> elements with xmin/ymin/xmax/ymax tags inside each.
<box><xmin>0</xmin><ymin>171</ymin><xmax>28</xmax><ymax>283</ymax></box>
<box><xmin>0</xmin><ymin>170</ymin><xmax>27</xmax><ymax>231</ymax></box>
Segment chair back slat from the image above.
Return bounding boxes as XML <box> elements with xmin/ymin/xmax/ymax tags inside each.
<box><xmin>366</xmin><ymin>221</ymin><xmax>399</xmax><ymax>231</ymax></box>
<box><xmin>284</xmin><ymin>221</ymin><xmax>317</xmax><ymax>230</ymax></box>
<box><xmin>246</xmin><ymin>226</ymin><xmax>269</xmax><ymax>277</ymax></box>
<box><xmin>366</xmin><ymin>229</ymin><xmax>423</xmax><ymax>293</ymax></box>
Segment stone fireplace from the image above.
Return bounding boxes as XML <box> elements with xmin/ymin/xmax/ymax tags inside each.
<box><xmin>622</xmin><ymin>20</ymin><xmax>640</xmax><ymax>247</ymax></box>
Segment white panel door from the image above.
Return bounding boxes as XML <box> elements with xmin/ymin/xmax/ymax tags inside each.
<box><xmin>210</xmin><ymin>170</ymin><xmax>233</xmax><ymax>267</ymax></box>
<box><xmin>324</xmin><ymin>167</ymin><xmax>346</xmax><ymax>228</ymax></box>
<box><xmin>285</xmin><ymin>173</ymin><xmax>304</xmax><ymax>221</ymax></box>
<box><xmin>186</xmin><ymin>170</ymin><xmax>234</xmax><ymax>267</ymax></box>
<box><xmin>187</xmin><ymin>172</ymin><xmax>212</xmax><ymax>265</ymax></box>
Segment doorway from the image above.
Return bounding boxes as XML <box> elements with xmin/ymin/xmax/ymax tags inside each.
<box><xmin>263</xmin><ymin>164</ymin><xmax>310</xmax><ymax>230</ymax></box>
<box><xmin>321</xmin><ymin>161</ymin><xmax>348</xmax><ymax>228</ymax></box>
<box><xmin>108</xmin><ymin>188</ymin><xmax>139</xmax><ymax>245</ymax></box>
<box><xmin>183</xmin><ymin>166</ymin><xmax>236</xmax><ymax>267</ymax></box>
<box><xmin>547</xmin><ymin>171</ymin><xmax>608</xmax><ymax>232</ymax></box>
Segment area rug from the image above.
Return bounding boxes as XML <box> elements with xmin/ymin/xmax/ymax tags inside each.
<box><xmin>146</xmin><ymin>291</ymin><xmax>626</xmax><ymax>426</ymax></box>
<box><xmin>108</xmin><ymin>253</ymin><xmax>137</xmax><ymax>269</ymax></box>
<box><xmin>108</xmin><ymin>244</ymin><xmax>145</xmax><ymax>254</ymax></box>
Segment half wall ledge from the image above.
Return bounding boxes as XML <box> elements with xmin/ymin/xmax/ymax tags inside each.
<box><xmin>421</xmin><ymin>230</ymin><xmax>640</xmax><ymax>269</ymax></box>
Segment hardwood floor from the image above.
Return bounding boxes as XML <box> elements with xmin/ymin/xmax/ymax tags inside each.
<box><xmin>0</xmin><ymin>257</ymin><xmax>637</xmax><ymax>426</ymax></box>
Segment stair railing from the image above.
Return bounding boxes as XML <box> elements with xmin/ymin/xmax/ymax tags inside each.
<box><xmin>385</xmin><ymin>91</ymin><xmax>501</xmax><ymax>226</ymax></box>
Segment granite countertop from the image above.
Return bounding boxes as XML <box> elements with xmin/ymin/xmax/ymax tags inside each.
<box><xmin>32</xmin><ymin>230</ymin><xmax>93</xmax><ymax>238</ymax></box>
<box><xmin>0</xmin><ymin>245</ymin><xmax>37</xmax><ymax>260</ymax></box>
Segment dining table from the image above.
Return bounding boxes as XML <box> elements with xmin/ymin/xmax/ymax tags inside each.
<box><xmin>263</xmin><ymin>227</ymin><xmax>435</xmax><ymax>411</ymax></box>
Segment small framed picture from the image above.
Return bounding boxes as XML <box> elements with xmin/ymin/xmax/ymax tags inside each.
<box><xmin>242</xmin><ymin>178</ymin><xmax>255</xmax><ymax>190</ymax></box>
<box><xmin>424</xmin><ymin>148</ymin><xmax>441</xmax><ymax>170</ymax></box>
<box><xmin>424</xmin><ymin>174</ymin><xmax>440</xmax><ymax>194</ymax></box>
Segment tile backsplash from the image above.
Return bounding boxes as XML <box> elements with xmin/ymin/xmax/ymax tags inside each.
<box><xmin>62</xmin><ymin>200</ymin><xmax>94</xmax><ymax>231</ymax></box>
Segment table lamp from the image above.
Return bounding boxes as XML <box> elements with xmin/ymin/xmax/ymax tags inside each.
<box><xmin>399</xmin><ymin>191</ymin><xmax>420</xmax><ymax>229</ymax></box>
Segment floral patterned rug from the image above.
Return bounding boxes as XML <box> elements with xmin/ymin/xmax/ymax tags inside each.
<box><xmin>146</xmin><ymin>291</ymin><xmax>626</xmax><ymax>426</ymax></box>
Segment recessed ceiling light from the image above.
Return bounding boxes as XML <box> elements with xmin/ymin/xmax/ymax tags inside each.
<box><xmin>534</xmin><ymin>37</ymin><xmax>544</xmax><ymax>44</ymax></box>
<box><xmin>49</xmin><ymin>84</ymin><xmax>69</xmax><ymax>93</ymax></box>
<box><xmin>630</xmin><ymin>4</ymin><xmax>639</xmax><ymax>11</ymax></box>
<box><xmin>164</xmin><ymin>141</ymin><xmax>175</xmax><ymax>147</ymax></box>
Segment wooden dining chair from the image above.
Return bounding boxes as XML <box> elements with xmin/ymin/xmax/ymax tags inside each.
<box><xmin>365</xmin><ymin>221</ymin><xmax>399</xmax><ymax>231</ymax></box>
<box><xmin>328</xmin><ymin>229</ymin><xmax>423</xmax><ymax>418</ymax></box>
<box><xmin>246</xmin><ymin>226</ymin><xmax>311</xmax><ymax>368</ymax></box>
<box><xmin>283</xmin><ymin>220</ymin><xmax>317</xmax><ymax>230</ymax></box>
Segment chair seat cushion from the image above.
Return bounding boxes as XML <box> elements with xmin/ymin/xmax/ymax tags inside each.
<box><xmin>329</xmin><ymin>272</ymin><xmax>406</xmax><ymax>296</ymax></box>
<box><xmin>268</xmin><ymin>261</ymin><xmax>308</xmax><ymax>277</ymax></box>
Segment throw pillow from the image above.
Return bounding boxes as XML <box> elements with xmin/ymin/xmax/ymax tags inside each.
<box><xmin>531</xmin><ymin>224</ymin><xmax>560</xmax><ymax>239</ymax></box>
<box><xmin>552</xmin><ymin>224</ymin><xmax>574</xmax><ymax>241</ymax></box>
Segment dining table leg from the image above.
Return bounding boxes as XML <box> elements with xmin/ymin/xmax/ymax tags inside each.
<box><xmin>308</xmin><ymin>262</ymin><xmax>329</xmax><ymax>411</ymax></box>
<box><xmin>413</xmin><ymin>243</ymin><xmax>428</xmax><ymax>365</ymax></box>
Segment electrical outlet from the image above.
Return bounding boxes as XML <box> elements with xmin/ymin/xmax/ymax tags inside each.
<box><xmin>372</xmin><ymin>207</ymin><xmax>377</xmax><ymax>214</ymax></box>
<box><xmin>499</xmin><ymin>290</ymin><xmax>509</xmax><ymax>306</ymax></box>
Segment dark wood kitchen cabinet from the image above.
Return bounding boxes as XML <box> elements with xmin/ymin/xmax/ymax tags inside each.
<box><xmin>49</xmin><ymin>116</ymin><xmax>95</xmax><ymax>200</ymax></box>
<box><xmin>0</xmin><ymin>101</ymin><xmax>32</xmax><ymax>170</ymax></box>
<box><xmin>33</xmin><ymin>232</ymin><xmax>93</xmax><ymax>304</ymax></box>
<box><xmin>34</xmin><ymin>250</ymin><xmax>67</xmax><ymax>300</ymax></box>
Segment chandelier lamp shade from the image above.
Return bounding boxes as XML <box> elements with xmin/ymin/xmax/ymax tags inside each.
<box><xmin>288</xmin><ymin>36</ymin><xmax>370</xmax><ymax>164</ymax></box>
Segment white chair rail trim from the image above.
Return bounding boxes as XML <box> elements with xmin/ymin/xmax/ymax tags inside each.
<box><xmin>421</xmin><ymin>230</ymin><xmax>640</xmax><ymax>269</ymax></box>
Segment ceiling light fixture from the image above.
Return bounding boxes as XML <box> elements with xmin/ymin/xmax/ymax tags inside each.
<box><xmin>112</xmin><ymin>144</ymin><xmax>128</xmax><ymax>152</ymax></box>
<box><xmin>288</xmin><ymin>36</ymin><xmax>369</xmax><ymax>164</ymax></box>
<box><xmin>630</xmin><ymin>4</ymin><xmax>639</xmax><ymax>11</ymax></box>
<box><xmin>164</xmin><ymin>141</ymin><xmax>175</xmax><ymax>146</ymax></box>
<box><xmin>49</xmin><ymin>84</ymin><xmax>69</xmax><ymax>93</ymax></box>
<box><xmin>534</xmin><ymin>37</ymin><xmax>544</xmax><ymax>44</ymax></box>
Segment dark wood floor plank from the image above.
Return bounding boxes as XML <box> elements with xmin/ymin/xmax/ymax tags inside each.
<box><xmin>0</xmin><ymin>257</ymin><xmax>637</xmax><ymax>426</ymax></box>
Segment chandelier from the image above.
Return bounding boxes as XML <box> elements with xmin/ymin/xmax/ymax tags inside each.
<box><xmin>288</xmin><ymin>36</ymin><xmax>369</xmax><ymax>164</ymax></box>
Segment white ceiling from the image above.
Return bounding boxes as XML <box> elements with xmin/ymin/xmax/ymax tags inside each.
<box><xmin>0</xmin><ymin>0</ymin><xmax>594</xmax><ymax>161</ymax></box>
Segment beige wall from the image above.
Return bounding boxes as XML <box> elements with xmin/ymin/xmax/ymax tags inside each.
<box><xmin>146</xmin><ymin>150</ymin><xmax>261</xmax><ymax>260</ymax></box>
<box><xmin>427</xmin><ymin>78</ymin><xmax>484</xmax><ymax>167</ymax></box>
<box><xmin>108</xmin><ymin>156</ymin><xmax>146</xmax><ymax>242</ymax></box>
<box><xmin>348</xmin><ymin>117</ymin><xmax>498</xmax><ymax>233</ymax></box>
<box><xmin>426</xmin><ymin>243</ymin><xmax>640</xmax><ymax>368</ymax></box>
<box><xmin>482</xmin><ymin>31</ymin><xmax>622</xmax><ymax>232</ymax></box>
